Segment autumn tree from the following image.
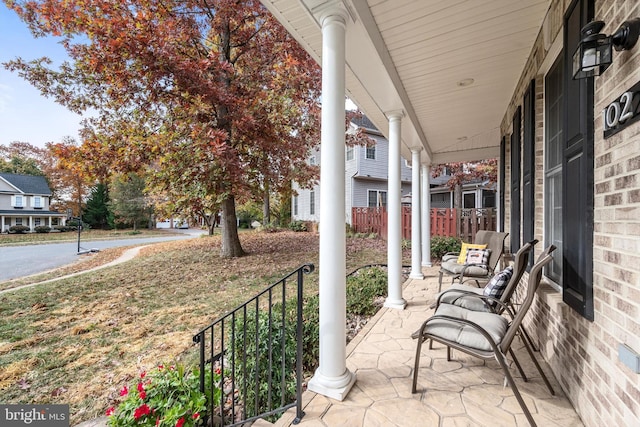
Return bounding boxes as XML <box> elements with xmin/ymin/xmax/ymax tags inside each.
<box><xmin>4</xmin><ymin>0</ymin><xmax>323</xmax><ymax>257</ymax></box>
<box><xmin>431</xmin><ymin>159</ymin><xmax>498</xmax><ymax>208</ymax></box>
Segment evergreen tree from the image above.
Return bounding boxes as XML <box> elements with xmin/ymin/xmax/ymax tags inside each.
<box><xmin>83</xmin><ymin>183</ymin><xmax>112</xmax><ymax>229</ymax></box>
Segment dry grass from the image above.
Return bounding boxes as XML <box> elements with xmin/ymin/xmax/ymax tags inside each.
<box><xmin>0</xmin><ymin>229</ymin><xmax>181</xmax><ymax>246</ymax></box>
<box><xmin>0</xmin><ymin>231</ymin><xmax>400</xmax><ymax>425</ymax></box>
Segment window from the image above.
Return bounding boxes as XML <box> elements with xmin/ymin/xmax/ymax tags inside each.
<box><xmin>482</xmin><ymin>190</ymin><xmax>496</xmax><ymax>208</ymax></box>
<box><xmin>293</xmin><ymin>195</ymin><xmax>298</xmax><ymax>216</ymax></box>
<box><xmin>309</xmin><ymin>191</ymin><xmax>315</xmax><ymax>215</ymax></box>
<box><xmin>309</xmin><ymin>155</ymin><xmax>317</xmax><ymax>165</ymax></box>
<box><xmin>346</xmin><ymin>146</ymin><xmax>354</xmax><ymax>161</ymax></box>
<box><xmin>33</xmin><ymin>196</ymin><xmax>42</xmax><ymax>208</ymax></box>
<box><xmin>463</xmin><ymin>192</ymin><xmax>476</xmax><ymax>208</ymax></box>
<box><xmin>35</xmin><ymin>218</ymin><xmax>41</xmax><ymax>226</ymax></box>
<box><xmin>13</xmin><ymin>195</ymin><xmax>24</xmax><ymax>208</ymax></box>
<box><xmin>16</xmin><ymin>218</ymin><xmax>22</xmax><ymax>225</ymax></box>
<box><xmin>365</xmin><ymin>144</ymin><xmax>376</xmax><ymax>160</ymax></box>
<box><xmin>368</xmin><ymin>190</ymin><xmax>387</xmax><ymax>208</ymax></box>
<box><xmin>545</xmin><ymin>53</ymin><xmax>563</xmax><ymax>285</ymax></box>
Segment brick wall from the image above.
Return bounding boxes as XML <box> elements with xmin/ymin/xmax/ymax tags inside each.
<box><xmin>501</xmin><ymin>0</ymin><xmax>640</xmax><ymax>425</ymax></box>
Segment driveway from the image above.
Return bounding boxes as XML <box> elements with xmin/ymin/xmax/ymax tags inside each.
<box><xmin>0</xmin><ymin>231</ymin><xmax>204</xmax><ymax>282</ymax></box>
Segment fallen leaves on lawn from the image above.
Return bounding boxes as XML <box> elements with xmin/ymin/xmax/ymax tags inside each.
<box><xmin>0</xmin><ymin>231</ymin><xmax>398</xmax><ymax>425</ymax></box>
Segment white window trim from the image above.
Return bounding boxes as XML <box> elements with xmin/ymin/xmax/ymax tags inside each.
<box><xmin>365</xmin><ymin>145</ymin><xmax>376</xmax><ymax>160</ymax></box>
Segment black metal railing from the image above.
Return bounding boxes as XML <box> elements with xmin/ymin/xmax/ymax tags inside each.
<box><xmin>193</xmin><ymin>263</ymin><xmax>314</xmax><ymax>427</ymax></box>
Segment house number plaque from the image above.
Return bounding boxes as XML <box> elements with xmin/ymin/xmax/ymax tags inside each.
<box><xmin>603</xmin><ymin>80</ymin><xmax>640</xmax><ymax>139</ymax></box>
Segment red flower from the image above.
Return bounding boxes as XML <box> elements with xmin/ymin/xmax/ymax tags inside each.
<box><xmin>157</xmin><ymin>365</ymin><xmax>164</xmax><ymax>370</ymax></box>
<box><xmin>192</xmin><ymin>413</ymin><xmax>200</xmax><ymax>420</ymax></box>
<box><xmin>119</xmin><ymin>385</ymin><xmax>128</xmax><ymax>396</ymax></box>
<box><xmin>105</xmin><ymin>407</ymin><xmax>115</xmax><ymax>416</ymax></box>
<box><xmin>140</xmin><ymin>371</ymin><xmax>146</xmax><ymax>379</ymax></box>
<box><xmin>215</xmin><ymin>368</ymin><xmax>221</xmax><ymax>375</ymax></box>
<box><xmin>133</xmin><ymin>404</ymin><xmax>151</xmax><ymax>420</ymax></box>
<box><xmin>155</xmin><ymin>418</ymin><xmax>160</xmax><ymax>426</ymax></box>
<box><xmin>137</xmin><ymin>382</ymin><xmax>145</xmax><ymax>393</ymax></box>
<box><xmin>139</xmin><ymin>390</ymin><xmax>147</xmax><ymax>400</ymax></box>
<box><xmin>175</xmin><ymin>417</ymin><xmax>185</xmax><ymax>427</ymax></box>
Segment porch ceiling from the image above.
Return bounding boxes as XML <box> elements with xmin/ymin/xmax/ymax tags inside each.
<box><xmin>261</xmin><ymin>0</ymin><xmax>551</xmax><ymax>165</ymax></box>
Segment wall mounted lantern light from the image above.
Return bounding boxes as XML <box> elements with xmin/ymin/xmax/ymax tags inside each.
<box><xmin>572</xmin><ymin>18</ymin><xmax>640</xmax><ymax>79</ymax></box>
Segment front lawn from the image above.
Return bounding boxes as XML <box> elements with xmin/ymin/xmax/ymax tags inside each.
<box><xmin>0</xmin><ymin>228</ymin><xmax>182</xmax><ymax>246</ymax></box>
<box><xmin>0</xmin><ymin>231</ymin><xmax>398</xmax><ymax>425</ymax></box>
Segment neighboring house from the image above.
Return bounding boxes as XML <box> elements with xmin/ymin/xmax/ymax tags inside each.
<box><xmin>408</xmin><ymin>175</ymin><xmax>496</xmax><ymax>209</ymax></box>
<box><xmin>0</xmin><ymin>173</ymin><xmax>66</xmax><ymax>232</ymax></box>
<box><xmin>293</xmin><ymin>116</ymin><xmax>496</xmax><ymax>223</ymax></box>
<box><xmin>293</xmin><ymin>116</ymin><xmax>411</xmax><ymax>223</ymax></box>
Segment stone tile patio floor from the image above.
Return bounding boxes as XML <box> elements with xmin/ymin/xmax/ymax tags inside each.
<box><xmin>276</xmin><ymin>266</ymin><xmax>585</xmax><ymax>427</ymax></box>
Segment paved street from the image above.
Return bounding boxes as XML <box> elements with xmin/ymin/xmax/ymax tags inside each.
<box><xmin>0</xmin><ymin>230</ymin><xmax>203</xmax><ymax>282</ymax></box>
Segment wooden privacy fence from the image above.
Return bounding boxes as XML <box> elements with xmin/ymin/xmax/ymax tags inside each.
<box><xmin>351</xmin><ymin>207</ymin><xmax>496</xmax><ymax>242</ymax></box>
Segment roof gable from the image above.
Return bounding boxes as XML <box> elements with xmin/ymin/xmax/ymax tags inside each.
<box><xmin>0</xmin><ymin>173</ymin><xmax>52</xmax><ymax>195</ymax></box>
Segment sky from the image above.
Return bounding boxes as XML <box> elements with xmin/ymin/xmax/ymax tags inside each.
<box><xmin>0</xmin><ymin>4</ymin><xmax>85</xmax><ymax>148</ymax></box>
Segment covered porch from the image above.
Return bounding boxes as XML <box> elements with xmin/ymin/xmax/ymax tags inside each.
<box><xmin>260</xmin><ymin>0</ymin><xmax>640</xmax><ymax>426</ymax></box>
<box><xmin>276</xmin><ymin>267</ymin><xmax>584</xmax><ymax>426</ymax></box>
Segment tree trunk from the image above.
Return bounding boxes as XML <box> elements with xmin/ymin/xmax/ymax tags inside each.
<box><xmin>262</xmin><ymin>183</ymin><xmax>270</xmax><ymax>226</ymax></box>
<box><xmin>221</xmin><ymin>195</ymin><xmax>245</xmax><ymax>257</ymax></box>
<box><xmin>454</xmin><ymin>184</ymin><xmax>462</xmax><ymax>237</ymax></box>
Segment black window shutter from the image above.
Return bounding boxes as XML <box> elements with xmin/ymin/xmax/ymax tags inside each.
<box><xmin>499</xmin><ymin>136</ymin><xmax>506</xmax><ymax>233</ymax></box>
<box><xmin>510</xmin><ymin>107</ymin><xmax>521</xmax><ymax>254</ymax></box>
<box><xmin>562</xmin><ymin>0</ymin><xmax>594</xmax><ymax>320</ymax></box>
<box><xmin>523</xmin><ymin>80</ymin><xmax>536</xmax><ymax>268</ymax></box>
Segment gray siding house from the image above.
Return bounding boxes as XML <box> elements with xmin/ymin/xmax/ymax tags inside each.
<box><xmin>292</xmin><ymin>117</ymin><xmax>412</xmax><ymax>224</ymax></box>
<box><xmin>293</xmin><ymin>117</ymin><xmax>495</xmax><ymax>224</ymax></box>
<box><xmin>0</xmin><ymin>173</ymin><xmax>66</xmax><ymax>232</ymax></box>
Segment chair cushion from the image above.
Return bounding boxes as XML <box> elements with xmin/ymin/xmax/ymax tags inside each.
<box><xmin>425</xmin><ymin>304</ymin><xmax>508</xmax><ymax>351</ymax></box>
<box><xmin>465</xmin><ymin>248</ymin><xmax>491</xmax><ymax>265</ymax></box>
<box><xmin>483</xmin><ymin>266</ymin><xmax>514</xmax><ymax>301</ymax></box>
<box><xmin>456</xmin><ymin>243</ymin><xmax>488</xmax><ymax>264</ymax></box>
<box><xmin>437</xmin><ymin>284</ymin><xmax>489</xmax><ymax>312</ymax></box>
<box><xmin>441</xmin><ymin>260</ymin><xmax>489</xmax><ymax>277</ymax></box>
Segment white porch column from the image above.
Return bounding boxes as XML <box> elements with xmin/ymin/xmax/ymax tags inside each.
<box><xmin>410</xmin><ymin>148</ymin><xmax>423</xmax><ymax>279</ymax></box>
<box><xmin>307</xmin><ymin>7</ymin><xmax>355</xmax><ymax>402</ymax></box>
<box><xmin>384</xmin><ymin>111</ymin><xmax>406</xmax><ymax>309</ymax></box>
<box><xmin>29</xmin><ymin>216</ymin><xmax>33</xmax><ymax>231</ymax></box>
<box><xmin>1</xmin><ymin>216</ymin><xmax>4</xmax><ymax>232</ymax></box>
<box><xmin>421</xmin><ymin>164</ymin><xmax>432</xmax><ymax>267</ymax></box>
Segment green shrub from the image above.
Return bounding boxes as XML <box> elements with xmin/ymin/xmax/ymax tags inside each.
<box><xmin>53</xmin><ymin>225</ymin><xmax>72</xmax><ymax>232</ymax></box>
<box><xmin>288</xmin><ymin>220</ymin><xmax>307</xmax><ymax>232</ymax></box>
<box><xmin>346</xmin><ymin>267</ymin><xmax>388</xmax><ymax>316</ymax></box>
<box><xmin>231</xmin><ymin>307</ymin><xmax>296</xmax><ymax>420</ymax></box>
<box><xmin>9</xmin><ymin>225</ymin><xmax>30</xmax><ymax>234</ymax></box>
<box><xmin>430</xmin><ymin>236</ymin><xmax>462</xmax><ymax>259</ymax></box>
<box><xmin>34</xmin><ymin>226</ymin><xmax>51</xmax><ymax>233</ymax></box>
